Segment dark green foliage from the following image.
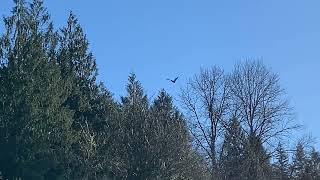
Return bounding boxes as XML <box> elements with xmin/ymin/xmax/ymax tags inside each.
<box><xmin>0</xmin><ymin>1</ymin><xmax>116</xmax><ymax>179</ymax></box>
<box><xmin>287</xmin><ymin>143</ymin><xmax>320</xmax><ymax>180</ymax></box>
<box><xmin>119</xmin><ymin>74</ymin><xmax>150</xmax><ymax>179</ymax></box>
<box><xmin>291</xmin><ymin>143</ymin><xmax>312</xmax><ymax>180</ymax></box>
<box><xmin>242</xmin><ymin>134</ymin><xmax>272</xmax><ymax>180</ymax></box>
<box><xmin>116</xmin><ymin>76</ymin><xmax>208</xmax><ymax>179</ymax></box>
<box><xmin>220</xmin><ymin>117</ymin><xmax>246</xmax><ymax>180</ymax></box>
<box><xmin>0</xmin><ymin>1</ymin><xmax>75</xmax><ymax>179</ymax></box>
<box><xmin>308</xmin><ymin>148</ymin><xmax>320</xmax><ymax>180</ymax></box>
<box><xmin>1</xmin><ymin>1</ymin><xmax>320</xmax><ymax>180</ymax></box>
<box><xmin>272</xmin><ymin>143</ymin><xmax>290</xmax><ymax>180</ymax></box>
<box><xmin>57</xmin><ymin>12</ymin><xmax>116</xmax><ymax>179</ymax></box>
<box><xmin>148</xmin><ymin>89</ymin><xmax>204</xmax><ymax>179</ymax></box>
<box><xmin>0</xmin><ymin>1</ymin><xmax>208</xmax><ymax>178</ymax></box>
<box><xmin>292</xmin><ymin>143</ymin><xmax>307</xmax><ymax>179</ymax></box>
<box><xmin>58</xmin><ymin>11</ymin><xmax>100</xmax><ymax>131</ymax></box>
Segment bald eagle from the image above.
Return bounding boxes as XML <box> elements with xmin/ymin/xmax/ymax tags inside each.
<box><xmin>167</xmin><ymin>77</ymin><xmax>179</xmax><ymax>83</ymax></box>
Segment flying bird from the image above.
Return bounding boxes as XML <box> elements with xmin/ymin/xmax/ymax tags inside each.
<box><xmin>167</xmin><ymin>77</ymin><xmax>179</xmax><ymax>83</ymax></box>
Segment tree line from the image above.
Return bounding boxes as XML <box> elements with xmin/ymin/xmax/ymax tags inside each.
<box><xmin>0</xmin><ymin>1</ymin><xmax>319</xmax><ymax>180</ymax></box>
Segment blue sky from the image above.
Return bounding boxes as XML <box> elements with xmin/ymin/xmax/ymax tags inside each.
<box><xmin>1</xmin><ymin>0</ymin><xmax>320</xmax><ymax>146</ymax></box>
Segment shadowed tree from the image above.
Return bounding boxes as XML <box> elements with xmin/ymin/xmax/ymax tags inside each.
<box><xmin>57</xmin><ymin>11</ymin><xmax>117</xmax><ymax>179</ymax></box>
<box><xmin>272</xmin><ymin>143</ymin><xmax>290</xmax><ymax>180</ymax></box>
<box><xmin>119</xmin><ymin>74</ymin><xmax>150</xmax><ymax>179</ymax></box>
<box><xmin>220</xmin><ymin>117</ymin><xmax>246</xmax><ymax>180</ymax></box>
<box><xmin>0</xmin><ymin>1</ymin><xmax>75</xmax><ymax>179</ymax></box>
<box><xmin>291</xmin><ymin>143</ymin><xmax>309</xmax><ymax>180</ymax></box>
<box><xmin>117</xmin><ymin>76</ymin><xmax>210</xmax><ymax>180</ymax></box>
<box><xmin>308</xmin><ymin>147</ymin><xmax>320</xmax><ymax>180</ymax></box>
<box><xmin>149</xmin><ymin>89</ymin><xmax>210</xmax><ymax>179</ymax></box>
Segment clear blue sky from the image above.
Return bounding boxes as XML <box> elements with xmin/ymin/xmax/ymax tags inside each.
<box><xmin>1</xmin><ymin>0</ymin><xmax>319</xmax><ymax>146</ymax></box>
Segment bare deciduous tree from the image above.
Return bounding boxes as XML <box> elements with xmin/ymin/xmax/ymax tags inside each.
<box><xmin>180</xmin><ymin>66</ymin><xmax>229</xmax><ymax>178</ymax></box>
<box><xmin>228</xmin><ymin>61</ymin><xmax>299</xmax><ymax>180</ymax></box>
<box><xmin>228</xmin><ymin>60</ymin><xmax>298</xmax><ymax>145</ymax></box>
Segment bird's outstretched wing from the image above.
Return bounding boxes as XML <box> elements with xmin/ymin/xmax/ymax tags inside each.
<box><xmin>166</xmin><ymin>76</ymin><xmax>179</xmax><ymax>83</ymax></box>
<box><xmin>173</xmin><ymin>77</ymin><xmax>179</xmax><ymax>82</ymax></box>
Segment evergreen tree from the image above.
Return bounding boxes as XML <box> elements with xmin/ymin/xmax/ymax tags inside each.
<box><xmin>307</xmin><ymin>147</ymin><xmax>320</xmax><ymax>180</ymax></box>
<box><xmin>243</xmin><ymin>134</ymin><xmax>272</xmax><ymax>180</ymax></box>
<box><xmin>272</xmin><ymin>143</ymin><xmax>290</xmax><ymax>180</ymax></box>
<box><xmin>2</xmin><ymin>1</ymin><xmax>319</xmax><ymax>180</ymax></box>
<box><xmin>220</xmin><ymin>117</ymin><xmax>246</xmax><ymax>180</ymax></box>
<box><xmin>57</xmin><ymin>10</ymin><xmax>116</xmax><ymax>180</ymax></box>
<box><xmin>148</xmin><ymin>90</ymin><xmax>185</xmax><ymax>179</ymax></box>
<box><xmin>291</xmin><ymin>143</ymin><xmax>309</xmax><ymax>180</ymax></box>
<box><xmin>119</xmin><ymin>74</ymin><xmax>150</xmax><ymax>179</ymax></box>
<box><xmin>149</xmin><ymin>90</ymin><xmax>208</xmax><ymax>179</ymax></box>
<box><xmin>57</xmin><ymin>12</ymin><xmax>100</xmax><ymax>131</ymax></box>
<box><xmin>0</xmin><ymin>1</ymin><xmax>118</xmax><ymax>179</ymax></box>
<box><xmin>117</xmin><ymin>77</ymin><xmax>210</xmax><ymax>180</ymax></box>
<box><xmin>0</xmin><ymin>1</ymin><xmax>75</xmax><ymax>179</ymax></box>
